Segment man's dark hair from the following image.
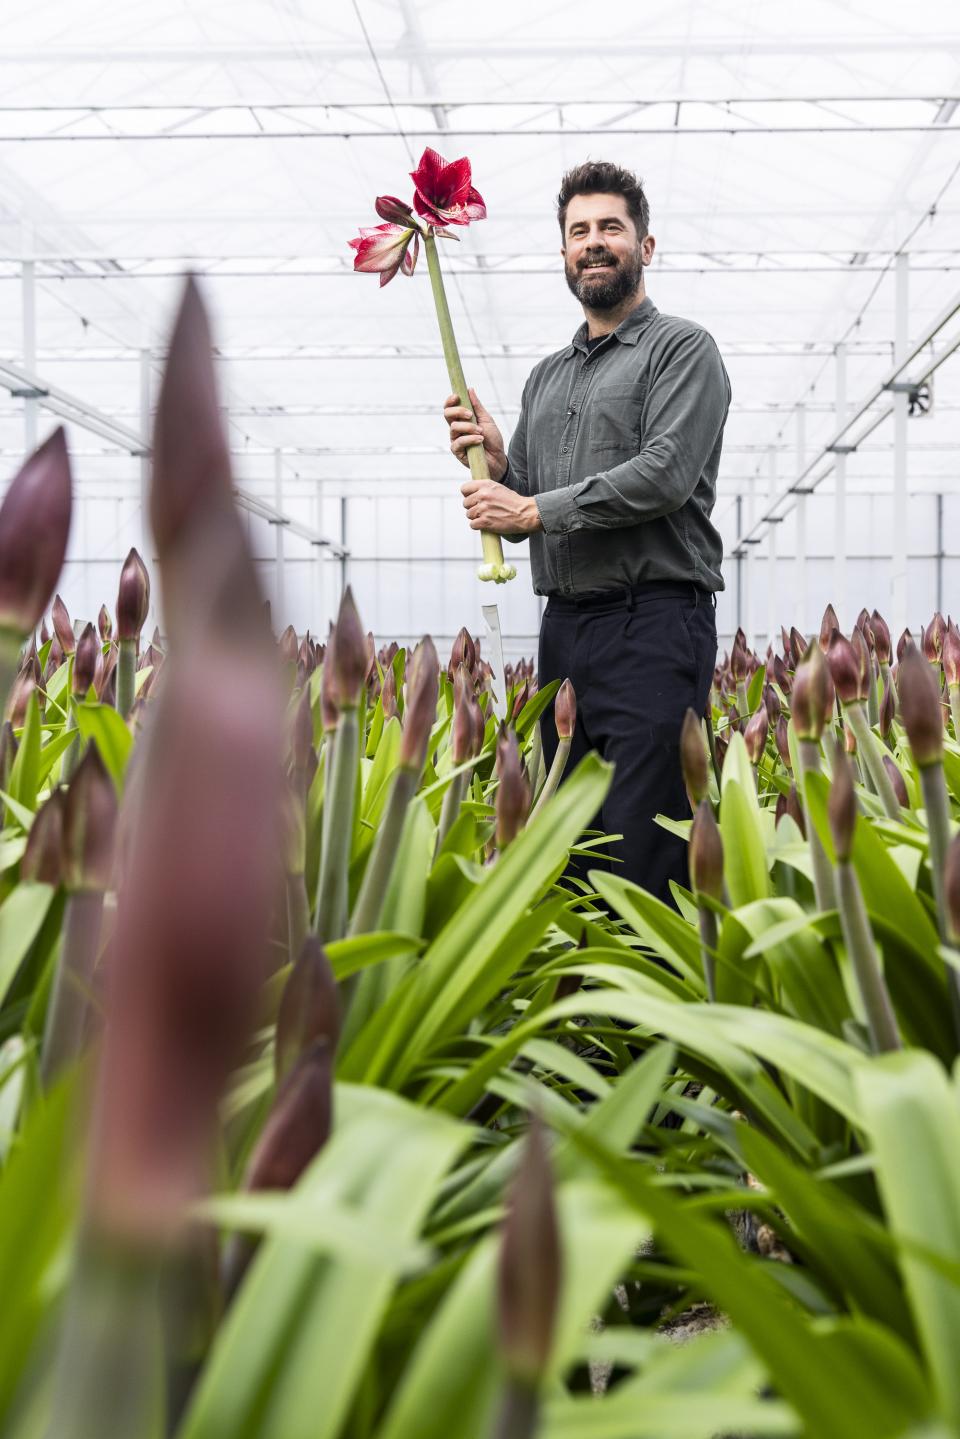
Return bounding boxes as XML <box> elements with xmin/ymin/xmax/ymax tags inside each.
<box><xmin>557</xmin><ymin>161</ymin><xmax>650</xmax><ymax>240</ymax></box>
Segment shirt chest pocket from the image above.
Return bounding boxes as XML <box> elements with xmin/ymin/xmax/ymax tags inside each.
<box><xmin>585</xmin><ymin>380</ymin><xmax>647</xmax><ymax>457</ymax></box>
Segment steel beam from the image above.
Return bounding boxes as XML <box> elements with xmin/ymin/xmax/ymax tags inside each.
<box><xmin>834</xmin><ymin>344</ymin><xmax>848</xmax><ymax>626</ymax></box>
<box><xmin>892</xmin><ymin>255</ymin><xmax>910</xmax><ymax>634</ymax></box>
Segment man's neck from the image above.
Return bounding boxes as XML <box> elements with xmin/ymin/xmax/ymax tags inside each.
<box><xmin>583</xmin><ymin>286</ymin><xmax>646</xmax><ymax>340</ymax></box>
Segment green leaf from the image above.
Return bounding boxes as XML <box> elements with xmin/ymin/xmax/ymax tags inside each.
<box><xmin>719</xmin><ymin>733</ymin><xmax>771</xmax><ymax>904</ymax></box>
<box><xmin>589</xmin><ymin>872</ymin><xmax>705</xmax><ymax>991</ymax></box>
<box><xmin>514</xmin><ymin>679</ymin><xmax>560</xmax><ymax>740</ymax></box>
<box><xmin>0</xmin><ymin>789</ymin><xmax>37</xmax><ymax>833</ymax></box>
<box><xmin>73</xmin><ymin>701</ymin><xmax>132</xmax><ymax>790</ymax></box>
<box><xmin>9</xmin><ymin>694</ymin><xmax>42</xmax><ymax>810</ymax></box>
<box><xmin>0</xmin><ymin>883</ymin><xmax>55</xmax><ymax>1008</ymax></box>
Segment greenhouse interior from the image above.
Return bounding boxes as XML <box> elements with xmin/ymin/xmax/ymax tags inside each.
<box><xmin>2</xmin><ymin>3</ymin><xmax>960</xmax><ymax>1437</ymax></box>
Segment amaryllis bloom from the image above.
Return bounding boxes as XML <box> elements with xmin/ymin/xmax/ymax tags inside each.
<box><xmin>410</xmin><ymin>147</ymin><xmax>487</xmax><ymax>227</ymax></box>
<box><xmin>348</xmin><ymin>223</ymin><xmax>420</xmax><ymax>287</ymax></box>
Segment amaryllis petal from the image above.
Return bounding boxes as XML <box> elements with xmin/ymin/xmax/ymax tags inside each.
<box><xmin>348</xmin><ymin>223</ymin><xmax>418</xmax><ymax>286</ymax></box>
<box><xmin>410</xmin><ymin>146</ymin><xmax>486</xmax><ymax>228</ymax></box>
<box><xmin>401</xmin><ymin>231</ymin><xmax>420</xmax><ymax>277</ymax></box>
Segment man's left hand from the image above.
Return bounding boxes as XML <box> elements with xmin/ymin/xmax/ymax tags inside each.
<box><xmin>461</xmin><ymin>479</ymin><xmax>542</xmax><ymax>534</ymax></box>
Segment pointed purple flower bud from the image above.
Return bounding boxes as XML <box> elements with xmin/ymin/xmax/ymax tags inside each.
<box><xmin>680</xmin><ymin>707</ymin><xmax>709</xmax><ymax>806</ymax></box>
<box><xmin>320</xmin><ymin>624</ymin><xmax>339</xmax><ymax>732</ymax></box>
<box><xmin>62</xmin><ymin>743</ymin><xmax>118</xmax><ymax>892</ymax></box>
<box><xmin>275</xmin><ymin>935</ymin><xmax>340</xmax><ymax>1085</ymax></box>
<box><xmin>51</xmin><ymin>593</ymin><xmax>75</xmax><ymax>655</ymax></box>
<box><xmin>689</xmin><ymin>799</ymin><xmax>724</xmax><ymax>899</ymax></box>
<box><xmin>772</xmin><ymin>653</ymin><xmax>792</xmax><ymax>695</ymax></box>
<box><xmin>116</xmin><ymin>547</ymin><xmax>150</xmax><ymax>642</ymax></box>
<box><xmin>850</xmin><ymin>626</ymin><xmax>872</xmax><ymax>699</ymax></box>
<box><xmin>828</xmin><ymin>742</ymin><xmax>858</xmax><ymax>862</ymax></box>
<box><xmin>819</xmin><ymin>603</ymin><xmax>840</xmax><ymax>652</ymax></box>
<box><xmin>498</xmin><ymin>1116</ymin><xmax>561</xmax><ymax>1387</ymax></box>
<box><xmin>943</xmin><ymin>620</ymin><xmax>960</xmax><ymax>689</ymax></box>
<box><xmin>792</xmin><ymin>643</ymin><xmax>834</xmax><ymax>741</ymax></box>
<box><xmin>554</xmin><ymin>678</ymin><xmax>576</xmax><ymax>741</ymax></box>
<box><xmin>729</xmin><ymin>633</ymin><xmax>749</xmax><ymax>682</ymax></box>
<box><xmin>331</xmin><ymin>587</ymin><xmax>367</xmax><ymax>709</ymax></box>
<box><xmin>945</xmin><ymin>832</ymin><xmax>960</xmax><ymax>943</ymax></box>
<box><xmin>774</xmin><ymin>790</ymin><xmax>788</xmax><ymax>828</ymax></box>
<box><xmin>73</xmin><ymin>621</ymin><xmax>100</xmax><ymax>698</ymax></box>
<box><xmin>400</xmin><ymin>636</ymin><xmax>439</xmax><ymax>772</ymax></box>
<box><xmin>495</xmin><ymin>727</ymin><xmax>530</xmax><ymax>848</ymax></box>
<box><xmin>879</xmin><ymin>671</ymin><xmax>896</xmax><ymax>738</ymax></box>
<box><xmin>744</xmin><ymin>706</ymin><xmax>769</xmax><ymax>765</ymax></box>
<box><xmin>786</xmin><ymin>783</ymin><xmax>806</xmax><ymax>838</ymax></box>
<box><xmin>451</xmin><ymin>665</ymin><xmax>474</xmax><ymax>764</ymax></box>
<box><xmin>447</xmin><ymin>626</ymin><xmax>476</xmax><ymax>680</ymax></box>
<box><xmin>827</xmin><ymin>631</ymin><xmax>863</xmax><ymax>705</ymax></box>
<box><xmin>0</xmin><ymin>429</ymin><xmax>72</xmax><ymax>638</ymax></box>
<box><xmin>22</xmin><ymin>788</ymin><xmax>66</xmax><ymax>886</ymax></box>
<box><xmin>763</xmin><ymin>683</ymin><xmax>781</xmax><ymax>724</ymax></box>
<box><xmin>44</xmin><ymin>635</ymin><xmax>64</xmax><ymax>680</ymax></box>
<box><xmin>278</xmin><ymin>624</ymin><xmax>298</xmax><ymax>665</ymax></box>
<box><xmin>774</xmin><ymin>714</ymin><xmax>791</xmax><ymax>770</ymax></box>
<box><xmin>789</xmin><ymin>628</ymin><xmax>805</xmax><ymax>669</ymax></box>
<box><xmin>95</xmin><ymin>644</ymin><xmax>118</xmax><ymax>703</ymax></box>
<box><xmin>98</xmin><ymin>605</ymin><xmax>113</xmax><ymax>643</ymax></box>
<box><xmin>511</xmin><ymin>679</ymin><xmax>530</xmax><ymax>724</ymax></box>
<box><xmin>882</xmin><ymin>754</ymin><xmax>909</xmax><ymax>809</ymax></box>
<box><xmin>381</xmin><ymin>663</ymin><xmax>398</xmax><ymax>721</ymax></box>
<box><xmin>897</xmin><ymin>642</ymin><xmax>943</xmax><ymax>767</ymax></box>
<box><xmin>375</xmin><ymin>194</ymin><xmax>416</xmax><ymax>225</ymax></box>
<box><xmin>922</xmin><ymin>612</ymin><xmax>946</xmax><ymax>664</ymax></box>
<box><xmin>7</xmin><ymin>670</ymin><xmax>37</xmax><ymax>726</ymax></box>
<box><xmin>245</xmin><ymin>1040</ymin><xmax>334</xmax><ymax>1193</ymax></box>
<box><xmin>471</xmin><ymin>697</ymin><xmax>487</xmax><ymax>757</ymax></box>
<box><xmin>297</xmin><ymin>634</ymin><xmax>315</xmax><ymax>677</ymax></box>
<box><xmin>871</xmin><ymin>610</ymin><xmax>892</xmax><ymax>664</ymax></box>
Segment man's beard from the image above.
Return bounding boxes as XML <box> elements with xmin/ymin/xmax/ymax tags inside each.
<box><xmin>565</xmin><ymin>245</ymin><xmax>644</xmax><ymax>310</ymax></box>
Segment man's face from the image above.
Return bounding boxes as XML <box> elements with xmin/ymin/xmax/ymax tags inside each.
<box><xmin>562</xmin><ymin>193</ymin><xmax>653</xmax><ymax>310</ymax></box>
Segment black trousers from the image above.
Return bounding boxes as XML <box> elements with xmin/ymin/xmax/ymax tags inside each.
<box><xmin>537</xmin><ymin>581</ymin><xmax>717</xmax><ymax>906</ymax></box>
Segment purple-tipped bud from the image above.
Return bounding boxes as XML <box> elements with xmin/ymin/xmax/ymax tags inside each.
<box><xmin>275</xmin><ymin>935</ymin><xmax>340</xmax><ymax>1085</ymax></box>
<box><xmin>786</xmin><ymin>783</ymin><xmax>806</xmax><ymax>838</ymax></box>
<box><xmin>451</xmin><ymin>665</ymin><xmax>474</xmax><ymax>764</ymax></box>
<box><xmin>381</xmin><ymin>663</ymin><xmax>398</xmax><ymax>721</ymax></box>
<box><xmin>72</xmin><ymin>622</ymin><xmax>100</xmax><ymax>697</ymax></box>
<box><xmin>98</xmin><ymin>605</ymin><xmax>113</xmax><ymax>643</ymax></box>
<box><xmin>850</xmin><ymin>626</ymin><xmax>872</xmax><ymax>699</ymax></box>
<box><xmin>945</xmin><ymin>832</ymin><xmax>960</xmax><ymax>942</ymax></box>
<box><xmin>116</xmin><ymin>548</ymin><xmax>150</xmax><ymax>643</ymax></box>
<box><xmin>774</xmin><ymin>714</ymin><xmax>791</xmax><ymax>770</ymax></box>
<box><xmin>511</xmin><ymin>679</ymin><xmax>530</xmax><ymax>725</ymax></box>
<box><xmin>744</xmin><ymin>706</ymin><xmax>769</xmax><ymax>765</ymax></box>
<box><xmin>791</xmin><ymin>643</ymin><xmax>834</xmax><ymax>741</ymax></box>
<box><xmin>780</xmin><ymin>626</ymin><xmax>791</xmax><ymax>660</ymax></box>
<box><xmin>897</xmin><ymin>642</ymin><xmax>943</xmax><ymax>767</ymax></box>
<box><xmin>689</xmin><ymin>799</ymin><xmax>724</xmax><ymax>900</ymax></box>
<box><xmin>278</xmin><ymin>624</ymin><xmax>298</xmax><ymax>665</ymax></box>
<box><xmin>774</xmin><ymin>791</ymin><xmax>788</xmax><ymax>828</ymax></box>
<box><xmin>297</xmin><ymin>634</ymin><xmax>315</xmax><ymax>678</ymax></box>
<box><xmin>730</xmin><ymin>633</ymin><xmax>749</xmax><ymax>682</ymax></box>
<box><xmin>51</xmin><ymin>594</ymin><xmax>75</xmax><ymax>655</ymax></box>
<box><xmin>320</xmin><ymin>625</ymin><xmax>339</xmax><ymax>732</ymax></box>
<box><xmin>498</xmin><ymin>1116</ymin><xmax>561</xmax><ymax>1387</ymax></box>
<box><xmin>680</xmin><ymin>707</ymin><xmax>709</xmax><ymax>806</ymax></box>
<box><xmin>827</xmin><ymin>741</ymin><xmax>857</xmax><ymax>861</ymax></box>
<box><xmin>772</xmin><ymin>653</ymin><xmax>792</xmax><ymax>695</ymax></box>
<box><xmin>882</xmin><ymin>754</ymin><xmax>909</xmax><ymax>809</ymax></box>
<box><xmin>22</xmin><ymin>788</ymin><xmax>66</xmax><ymax>886</ymax></box>
<box><xmin>788</xmin><ymin>628</ymin><xmax>805</xmax><ymax>669</ymax></box>
<box><xmin>6</xmin><ymin>670</ymin><xmax>37</xmax><ymax>727</ymax></box>
<box><xmin>62</xmin><ymin>743</ymin><xmax>118</xmax><ymax>892</ymax></box>
<box><xmin>495</xmin><ymin>727</ymin><xmax>531</xmax><ymax>848</ymax></box>
<box><xmin>400</xmin><ymin>636</ymin><xmax>439</xmax><ymax>772</ymax></box>
<box><xmin>896</xmin><ymin>627</ymin><xmax>914</xmax><ymax>664</ymax></box>
<box><xmin>844</xmin><ymin>724</ymin><xmax>857</xmax><ymax>755</ymax></box>
<box><xmin>471</xmin><ymin>698</ymin><xmax>487</xmax><ymax>758</ymax></box>
<box><xmin>819</xmin><ymin>603</ymin><xmax>840</xmax><ymax>651</ymax></box>
<box><xmin>0</xmin><ymin>429</ymin><xmax>72</xmax><ymax>637</ymax></box>
<box><xmin>922</xmin><ymin>612</ymin><xmax>946</xmax><ymax>665</ymax></box>
<box><xmin>554</xmin><ymin>679</ymin><xmax>576</xmax><ymax>742</ymax></box>
<box><xmin>871</xmin><ymin>610</ymin><xmax>892</xmax><ymax>664</ymax></box>
<box><xmin>246</xmin><ymin>1040</ymin><xmax>334</xmax><ymax>1193</ymax></box>
<box><xmin>827</xmin><ymin>631</ymin><xmax>864</xmax><ymax>705</ymax></box>
<box><xmin>39</xmin><ymin>619</ymin><xmax>50</xmax><ymax>646</ymax></box>
<box><xmin>375</xmin><ymin>194</ymin><xmax>416</xmax><ymax>225</ymax></box>
<box><xmin>879</xmin><ymin>672</ymin><xmax>896</xmax><ymax>738</ymax></box>
<box><xmin>95</xmin><ymin>644</ymin><xmax>118</xmax><ymax>704</ymax></box>
<box><xmin>331</xmin><ymin>587</ymin><xmax>366</xmax><ymax>709</ymax></box>
<box><xmin>447</xmin><ymin>626</ymin><xmax>476</xmax><ymax>680</ymax></box>
<box><xmin>943</xmin><ymin>621</ymin><xmax>960</xmax><ymax>689</ymax></box>
<box><xmin>45</xmin><ymin>635</ymin><xmax>64</xmax><ymax>679</ymax></box>
<box><xmin>763</xmin><ymin>683</ymin><xmax>781</xmax><ymax>725</ymax></box>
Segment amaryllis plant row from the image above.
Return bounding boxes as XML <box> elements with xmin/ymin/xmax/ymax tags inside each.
<box><xmin>349</xmin><ymin>147</ymin><xmax>516</xmax><ymax>586</ymax></box>
<box><xmin>2</xmin><ymin>275</ymin><xmax>960</xmax><ymax>1439</ymax></box>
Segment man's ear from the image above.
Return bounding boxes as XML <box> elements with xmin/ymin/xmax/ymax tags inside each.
<box><xmin>642</xmin><ymin>233</ymin><xmax>656</xmax><ymax>265</ymax></box>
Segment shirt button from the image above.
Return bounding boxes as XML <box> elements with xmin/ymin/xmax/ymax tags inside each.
<box><xmin>560</xmin><ymin>445</ymin><xmax>569</xmax><ymax>454</ymax></box>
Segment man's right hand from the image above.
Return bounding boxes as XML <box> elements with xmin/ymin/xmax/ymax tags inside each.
<box><xmin>442</xmin><ymin>388</ymin><xmax>508</xmax><ymax>482</ymax></box>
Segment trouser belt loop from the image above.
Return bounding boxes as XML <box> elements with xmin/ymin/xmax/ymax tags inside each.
<box><xmin>625</xmin><ymin>587</ymin><xmax>636</xmax><ymax>612</ymax></box>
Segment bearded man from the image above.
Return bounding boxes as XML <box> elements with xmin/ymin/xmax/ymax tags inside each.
<box><xmin>443</xmin><ymin>160</ymin><xmax>730</xmax><ymax>903</ymax></box>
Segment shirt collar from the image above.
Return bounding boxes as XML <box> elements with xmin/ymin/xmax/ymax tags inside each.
<box><xmin>570</xmin><ymin>295</ymin><xmax>658</xmax><ymax>354</ymax></box>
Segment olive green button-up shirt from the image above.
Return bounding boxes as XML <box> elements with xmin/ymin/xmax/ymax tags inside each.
<box><xmin>501</xmin><ymin>296</ymin><xmax>731</xmax><ymax>595</ymax></box>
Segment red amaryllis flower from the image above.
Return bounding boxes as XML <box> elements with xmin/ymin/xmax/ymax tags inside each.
<box><xmin>410</xmin><ymin>147</ymin><xmax>486</xmax><ymax>227</ymax></box>
<box><xmin>348</xmin><ymin>223</ymin><xmax>420</xmax><ymax>287</ymax></box>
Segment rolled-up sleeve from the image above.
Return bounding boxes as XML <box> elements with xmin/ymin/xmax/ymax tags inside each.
<box><xmin>535</xmin><ymin>330</ymin><xmax>730</xmax><ymax>534</ymax></box>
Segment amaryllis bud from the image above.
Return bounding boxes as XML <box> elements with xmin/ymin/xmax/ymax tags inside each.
<box><xmin>399</xmin><ymin>636</ymin><xmax>439</xmax><ymax>772</ymax></box>
<box><xmin>922</xmin><ymin>612</ymin><xmax>946</xmax><ymax>664</ymax></box>
<box><xmin>791</xmin><ymin>643</ymin><xmax>834</xmax><ymax>741</ymax></box>
<box><xmin>879</xmin><ymin>672</ymin><xmax>896</xmax><ymax>738</ymax></box>
<box><xmin>62</xmin><ymin>744</ymin><xmax>118</xmax><ymax>892</ymax></box>
<box><xmin>882</xmin><ymin>754</ymin><xmax>909</xmax><ymax>809</ymax></box>
<box><xmin>744</xmin><ymin>707</ymin><xmax>769</xmax><ymax>765</ymax></box>
<box><xmin>871</xmin><ymin>610</ymin><xmax>892</xmax><ymax>664</ymax></box>
<box><xmin>945</xmin><ymin>832</ymin><xmax>960</xmax><ymax>942</ymax></box>
<box><xmin>381</xmin><ymin>663</ymin><xmax>398</xmax><ymax>721</ymax></box>
<box><xmin>896</xmin><ymin>628</ymin><xmax>914</xmax><ymax>664</ymax></box>
<box><xmin>275</xmin><ymin>935</ymin><xmax>340</xmax><ymax>1085</ymax></box>
<box><xmin>789</xmin><ymin>628</ymin><xmax>806</xmax><ymax>668</ymax></box>
<box><xmin>851</xmin><ymin>626</ymin><xmax>872</xmax><ymax>699</ymax></box>
<box><xmin>689</xmin><ymin>799</ymin><xmax>724</xmax><ymax>900</ymax></box>
<box><xmin>775</xmin><ymin>791</ymin><xmax>788</xmax><ymax>828</ymax></box>
<box><xmin>7</xmin><ymin>670</ymin><xmax>37</xmax><ymax>727</ymax></box>
<box><xmin>729</xmin><ymin>633</ymin><xmax>748</xmax><ymax>682</ymax></box>
<box><xmin>786</xmin><ymin>783</ymin><xmax>806</xmax><ymax>838</ymax></box>
<box><xmin>45</xmin><ymin>635</ymin><xmax>64</xmax><ymax>679</ymax></box>
<box><xmin>763</xmin><ymin>683</ymin><xmax>781</xmax><ymax>724</ymax></box>
<box><xmin>297</xmin><ymin>634</ymin><xmax>315</xmax><ymax>678</ymax></box>
<box><xmin>554</xmin><ymin>679</ymin><xmax>576</xmax><ymax>741</ymax></box>
<box><xmin>495</xmin><ymin>727</ymin><xmax>530</xmax><ymax>848</ymax></box>
<box><xmin>819</xmin><ymin>603</ymin><xmax>840</xmax><ymax>651</ymax></box>
<box><xmin>471</xmin><ymin>697</ymin><xmax>487</xmax><ymax>757</ymax></box>
<box><xmin>0</xmin><ymin>429</ymin><xmax>72</xmax><ymax>638</ymax></box>
<box><xmin>72</xmin><ymin>622</ymin><xmax>100</xmax><ymax>698</ymax></box>
<box><xmin>52</xmin><ymin>594</ymin><xmax>75</xmax><ymax>655</ymax></box>
<box><xmin>278</xmin><ymin>624</ymin><xmax>298</xmax><ymax>665</ymax></box>
<box><xmin>827</xmin><ymin>631</ymin><xmax>863</xmax><ymax>705</ymax></box>
<box><xmin>448</xmin><ymin>626</ymin><xmax>476</xmax><ymax>679</ymax></box>
<box><xmin>773</xmin><ymin>653</ymin><xmax>792</xmax><ymax>695</ymax></box>
<box><xmin>774</xmin><ymin>714</ymin><xmax>791</xmax><ymax>769</ymax></box>
<box><xmin>897</xmin><ymin>643</ymin><xmax>943</xmax><ymax>767</ymax></box>
<box><xmin>497</xmin><ymin>1116</ymin><xmax>560</xmax><ymax>1386</ymax></box>
<box><xmin>98</xmin><ymin>605</ymin><xmax>113</xmax><ymax>643</ymax></box>
<box><xmin>364</xmin><ymin>631</ymin><xmax>377</xmax><ymax>688</ymax></box>
<box><xmin>320</xmin><ymin>625</ymin><xmax>338</xmax><ymax>732</ymax></box>
<box><xmin>22</xmin><ymin>788</ymin><xmax>66</xmax><ymax>886</ymax></box>
<box><xmin>943</xmin><ymin>621</ymin><xmax>960</xmax><ymax>688</ymax></box>
<box><xmin>245</xmin><ymin>1040</ymin><xmax>334</xmax><ymax>1193</ymax></box>
<box><xmin>375</xmin><ymin>194</ymin><xmax>415</xmax><ymax>225</ymax></box>
<box><xmin>116</xmin><ymin>548</ymin><xmax>150</xmax><ymax>643</ymax></box>
<box><xmin>680</xmin><ymin>707</ymin><xmax>709</xmax><ymax>805</ymax></box>
<box><xmin>828</xmin><ymin>742</ymin><xmax>857</xmax><ymax>862</ymax></box>
<box><xmin>331</xmin><ymin>588</ymin><xmax>366</xmax><ymax>709</ymax></box>
<box><xmin>451</xmin><ymin>666</ymin><xmax>474</xmax><ymax>764</ymax></box>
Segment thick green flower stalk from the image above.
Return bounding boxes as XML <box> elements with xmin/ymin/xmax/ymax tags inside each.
<box><xmin>115</xmin><ymin>547</ymin><xmax>150</xmax><ymax>718</ymax></box>
<box><xmin>827</xmin><ymin>743</ymin><xmax>900</xmax><ymax>1053</ymax></box>
<box><xmin>435</xmin><ymin>661</ymin><xmax>477</xmax><ymax>855</ymax></box>
<box><xmin>529</xmin><ymin>679</ymin><xmax>576</xmax><ymax>818</ymax></box>
<box><xmin>62</xmin><ymin>620</ymin><xmax>100</xmax><ymax>782</ymax></box>
<box><xmin>827</xmin><ymin>630</ymin><xmax>902</xmax><ymax>819</ymax></box>
<box><xmin>314</xmin><ymin>588</ymin><xmax>366</xmax><ymax>944</ymax></box>
<box><xmin>792</xmin><ymin>643</ymin><xmax>836</xmax><ymax>912</ymax></box>
<box><xmin>690</xmin><ymin>799</ymin><xmax>725</xmax><ymax>1001</ymax></box>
